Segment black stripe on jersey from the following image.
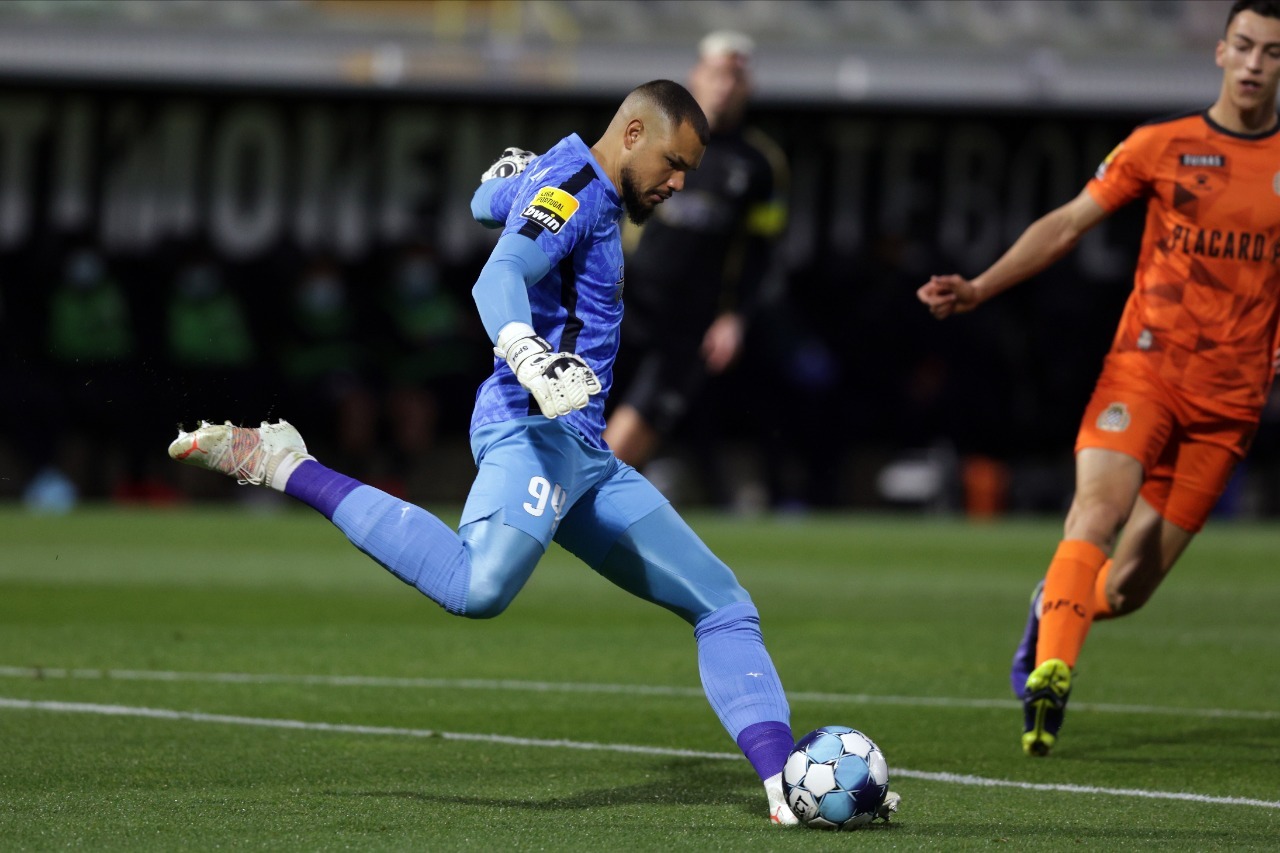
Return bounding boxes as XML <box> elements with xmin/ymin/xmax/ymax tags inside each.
<box><xmin>518</xmin><ymin>214</ymin><xmax>548</xmax><ymax>240</ymax></box>
<box><xmin>517</xmin><ymin>164</ymin><xmax>598</xmax><ymax>239</ymax></box>
<box><xmin>522</xmin><ymin>259</ymin><xmax>584</xmax><ymax>418</ymax></box>
<box><xmin>559</xmin><ymin>255</ymin><xmax>583</xmax><ymax>354</ymax></box>
<box><xmin>552</xmin><ymin>165</ymin><xmax>595</xmax><ymax>354</ymax></box>
<box><xmin>520</xmin><ymin>162</ymin><xmax>597</xmax><ymax>416</ymax></box>
<box><xmin>560</xmin><ymin>163</ymin><xmax>598</xmax><ymax>195</ymax></box>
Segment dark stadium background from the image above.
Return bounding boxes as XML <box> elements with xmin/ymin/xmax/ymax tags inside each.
<box><xmin>3</xmin><ymin>0</ymin><xmax>1276</xmax><ymax>516</ymax></box>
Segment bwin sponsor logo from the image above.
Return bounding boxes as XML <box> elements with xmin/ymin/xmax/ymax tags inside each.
<box><xmin>522</xmin><ymin>204</ymin><xmax>565</xmax><ymax>233</ymax></box>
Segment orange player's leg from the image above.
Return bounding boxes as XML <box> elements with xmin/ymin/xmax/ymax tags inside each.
<box><xmin>1090</xmin><ymin>559</ymin><xmax>1115</xmax><ymax>619</ymax></box>
<box><xmin>1036</xmin><ymin>356</ymin><xmax>1174</xmax><ymax>660</ymax></box>
<box><xmin>1097</xmin><ymin>435</ymin><xmax>1242</xmax><ymax>617</ymax></box>
<box><xmin>1037</xmin><ymin>542</ymin><xmax>1107</xmax><ymax>666</ymax></box>
<box><xmin>1021</xmin><ymin>357</ymin><xmax>1255</xmax><ymax>755</ymax></box>
<box><xmin>1095</xmin><ymin>496</ymin><xmax>1191</xmax><ymax>617</ymax></box>
<box><xmin>1017</xmin><ymin>354</ymin><xmax>1170</xmax><ymax>756</ymax></box>
<box><xmin>1035</xmin><ymin>448</ymin><xmax>1143</xmax><ymax>668</ymax></box>
<box><xmin>1020</xmin><ymin>447</ymin><xmax>1142</xmax><ymax>757</ymax></box>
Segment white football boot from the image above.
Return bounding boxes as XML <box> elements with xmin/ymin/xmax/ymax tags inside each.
<box><xmin>877</xmin><ymin>790</ymin><xmax>902</xmax><ymax>822</ymax></box>
<box><xmin>169</xmin><ymin>420</ymin><xmax>313</xmax><ymax>490</ymax></box>
<box><xmin>765</xmin><ymin>771</ymin><xmax>901</xmax><ymax>826</ymax></box>
<box><xmin>764</xmin><ymin>772</ymin><xmax>799</xmax><ymax>825</ymax></box>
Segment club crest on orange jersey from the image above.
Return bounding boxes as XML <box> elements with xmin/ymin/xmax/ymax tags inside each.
<box><xmin>1097</xmin><ymin>403</ymin><xmax>1131</xmax><ymax>433</ymax></box>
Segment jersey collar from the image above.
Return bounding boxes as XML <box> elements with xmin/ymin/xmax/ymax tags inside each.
<box><xmin>567</xmin><ymin>133</ymin><xmax>621</xmax><ymax>208</ymax></box>
<box><xmin>1202</xmin><ymin>108</ymin><xmax>1280</xmax><ymax>141</ymax></box>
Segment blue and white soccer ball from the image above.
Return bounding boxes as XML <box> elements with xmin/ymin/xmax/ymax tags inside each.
<box><xmin>782</xmin><ymin>725</ymin><xmax>889</xmax><ymax>829</ymax></box>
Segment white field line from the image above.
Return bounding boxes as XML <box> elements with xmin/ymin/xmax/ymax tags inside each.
<box><xmin>1</xmin><ymin>665</ymin><xmax>1277</xmax><ymax>721</ymax></box>
<box><xmin>2</xmin><ymin>695</ymin><xmax>1278</xmax><ymax>811</ymax></box>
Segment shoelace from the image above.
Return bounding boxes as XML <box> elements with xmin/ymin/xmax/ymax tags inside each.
<box><xmin>223</xmin><ymin>427</ymin><xmax>266</xmax><ymax>485</ymax></box>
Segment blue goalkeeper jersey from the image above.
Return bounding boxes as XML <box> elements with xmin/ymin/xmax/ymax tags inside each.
<box><xmin>469</xmin><ymin>133</ymin><xmax>625</xmax><ymax>449</ymax></box>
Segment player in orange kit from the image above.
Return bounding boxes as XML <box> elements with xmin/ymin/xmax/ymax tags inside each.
<box><xmin>917</xmin><ymin>0</ymin><xmax>1280</xmax><ymax>756</ymax></box>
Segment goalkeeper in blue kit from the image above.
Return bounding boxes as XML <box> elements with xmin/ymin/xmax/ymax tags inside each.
<box><xmin>169</xmin><ymin>79</ymin><xmax>897</xmax><ymax>825</ymax></box>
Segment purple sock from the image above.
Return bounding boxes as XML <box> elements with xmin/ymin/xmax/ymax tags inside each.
<box><xmin>283</xmin><ymin>460</ymin><xmax>362</xmax><ymax>520</ymax></box>
<box><xmin>736</xmin><ymin>720</ymin><xmax>795</xmax><ymax>781</ymax></box>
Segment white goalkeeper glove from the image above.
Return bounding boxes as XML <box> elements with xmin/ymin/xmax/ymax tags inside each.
<box><xmin>495</xmin><ymin>322</ymin><xmax>602</xmax><ymax>419</ymax></box>
<box><xmin>481</xmin><ymin>147</ymin><xmax>536</xmax><ymax>182</ymax></box>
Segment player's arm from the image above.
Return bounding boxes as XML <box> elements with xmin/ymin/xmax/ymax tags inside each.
<box><xmin>471</xmin><ymin>234</ymin><xmax>546</xmax><ymax>341</ymax></box>
<box><xmin>471</xmin><ymin>233</ymin><xmax>602</xmax><ymax>419</ymax></box>
<box><xmin>705</xmin><ymin>141</ymin><xmax>788</xmax><ymax>373</ymax></box>
<box><xmin>917</xmin><ymin>187</ymin><xmax>1110</xmax><ymax>319</ymax></box>
<box><xmin>702</xmin><ymin>239</ymin><xmax>766</xmax><ymax>374</ymax></box>
<box><xmin>705</xmin><ymin>201</ymin><xmax>786</xmax><ymax>373</ymax></box>
<box><xmin>471</xmin><ymin>147</ymin><xmax>537</xmax><ymax>228</ymax></box>
<box><xmin>471</xmin><ymin>181</ymin><xmax>509</xmax><ymax>229</ymax></box>
<box><xmin>701</xmin><ymin>312</ymin><xmax>746</xmax><ymax>375</ymax></box>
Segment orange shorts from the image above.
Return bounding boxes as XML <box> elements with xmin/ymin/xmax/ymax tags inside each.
<box><xmin>1075</xmin><ymin>353</ymin><xmax>1259</xmax><ymax>533</ymax></box>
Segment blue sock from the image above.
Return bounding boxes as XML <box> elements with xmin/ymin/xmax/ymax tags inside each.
<box><xmin>694</xmin><ymin>600</ymin><xmax>792</xmax><ymax>780</ymax></box>
<box><xmin>286</xmin><ymin>462</ymin><xmax>472</xmax><ymax>614</ymax></box>
<box><xmin>284</xmin><ymin>460</ymin><xmax>360</xmax><ymax>520</ymax></box>
<box><xmin>737</xmin><ymin>721</ymin><xmax>796</xmax><ymax>782</ymax></box>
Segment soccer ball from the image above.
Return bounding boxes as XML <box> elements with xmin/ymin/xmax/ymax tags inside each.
<box><xmin>782</xmin><ymin>725</ymin><xmax>889</xmax><ymax>829</ymax></box>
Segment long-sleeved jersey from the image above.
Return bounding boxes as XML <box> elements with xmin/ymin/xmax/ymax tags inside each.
<box><xmin>469</xmin><ymin>133</ymin><xmax>625</xmax><ymax>448</ymax></box>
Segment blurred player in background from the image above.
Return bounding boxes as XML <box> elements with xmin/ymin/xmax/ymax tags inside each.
<box><xmin>917</xmin><ymin>0</ymin><xmax>1280</xmax><ymax>756</ymax></box>
<box><xmin>168</xmin><ymin>80</ymin><xmax>896</xmax><ymax>825</ymax></box>
<box><xmin>603</xmin><ymin>31</ymin><xmax>789</xmax><ymax>486</ymax></box>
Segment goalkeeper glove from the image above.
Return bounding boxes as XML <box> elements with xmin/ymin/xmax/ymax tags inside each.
<box><xmin>495</xmin><ymin>322</ymin><xmax>602</xmax><ymax>419</ymax></box>
<box><xmin>481</xmin><ymin>147</ymin><xmax>536</xmax><ymax>182</ymax></box>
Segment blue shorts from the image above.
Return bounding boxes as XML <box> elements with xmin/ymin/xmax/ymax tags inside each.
<box><xmin>462</xmin><ymin>416</ymin><xmax>669</xmax><ymax>559</ymax></box>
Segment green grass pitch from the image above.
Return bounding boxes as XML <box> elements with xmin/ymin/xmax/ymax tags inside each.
<box><xmin>1</xmin><ymin>505</ymin><xmax>1277</xmax><ymax>850</ymax></box>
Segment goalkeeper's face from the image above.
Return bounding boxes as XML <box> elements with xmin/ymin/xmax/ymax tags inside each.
<box><xmin>620</xmin><ymin>119</ymin><xmax>705</xmax><ymax>225</ymax></box>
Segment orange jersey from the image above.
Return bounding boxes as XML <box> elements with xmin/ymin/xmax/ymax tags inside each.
<box><xmin>1086</xmin><ymin>110</ymin><xmax>1280</xmax><ymax>415</ymax></box>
